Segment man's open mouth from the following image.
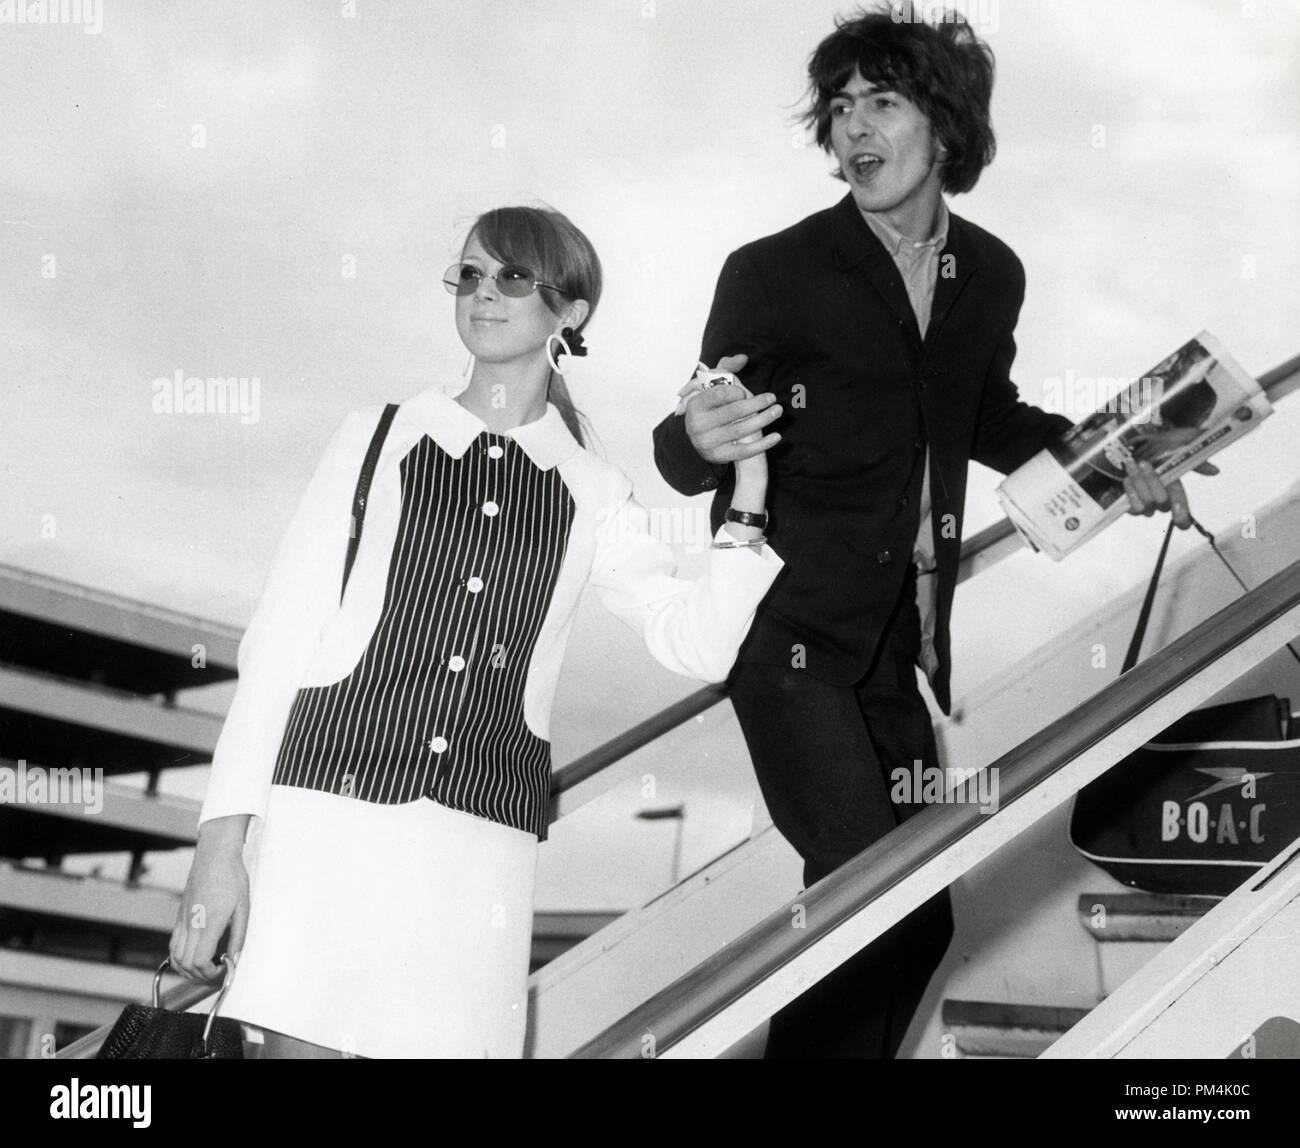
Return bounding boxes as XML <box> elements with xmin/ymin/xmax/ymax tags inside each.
<box><xmin>848</xmin><ymin>153</ymin><xmax>884</xmax><ymax>179</ymax></box>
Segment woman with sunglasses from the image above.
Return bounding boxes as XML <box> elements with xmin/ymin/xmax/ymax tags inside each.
<box><xmin>169</xmin><ymin>205</ymin><xmax>782</xmax><ymax>1058</ymax></box>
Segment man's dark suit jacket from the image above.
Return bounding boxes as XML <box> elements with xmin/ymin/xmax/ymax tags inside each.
<box><xmin>653</xmin><ymin>192</ymin><xmax>1071</xmax><ymax>715</ymax></box>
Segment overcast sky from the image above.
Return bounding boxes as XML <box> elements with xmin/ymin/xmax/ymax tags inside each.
<box><xmin>2</xmin><ymin>0</ymin><xmax>1298</xmax><ymax>907</ymax></box>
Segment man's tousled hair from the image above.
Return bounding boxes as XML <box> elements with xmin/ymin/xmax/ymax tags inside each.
<box><xmin>803</xmin><ymin>4</ymin><xmax>996</xmax><ymax>195</ymax></box>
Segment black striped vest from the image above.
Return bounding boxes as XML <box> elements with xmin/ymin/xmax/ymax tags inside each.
<box><xmin>271</xmin><ymin>431</ymin><xmax>575</xmax><ymax>839</ymax></box>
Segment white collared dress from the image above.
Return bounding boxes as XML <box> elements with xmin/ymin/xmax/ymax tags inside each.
<box><xmin>198</xmin><ymin>389</ymin><xmax>783</xmax><ymax>1058</ymax></box>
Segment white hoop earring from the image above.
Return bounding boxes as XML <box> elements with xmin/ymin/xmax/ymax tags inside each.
<box><xmin>462</xmin><ymin>352</ymin><xmax>475</xmax><ymax>379</ymax></box>
<box><xmin>546</xmin><ymin>331</ymin><xmax>572</xmax><ymax>376</ymax></box>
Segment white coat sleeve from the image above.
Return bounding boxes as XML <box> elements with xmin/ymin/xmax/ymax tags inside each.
<box><xmin>198</xmin><ymin>409</ymin><xmax>370</xmax><ymax>826</ymax></box>
<box><xmin>587</xmin><ymin>471</ymin><xmax>783</xmax><ymax>682</ymax></box>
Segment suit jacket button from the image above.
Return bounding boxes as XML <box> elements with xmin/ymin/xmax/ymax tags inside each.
<box><xmin>897</xmin><ymin>495</ymin><xmax>909</xmax><ymax>509</ymax></box>
<box><xmin>876</xmin><ymin>549</ymin><xmax>893</xmax><ymax>565</ymax></box>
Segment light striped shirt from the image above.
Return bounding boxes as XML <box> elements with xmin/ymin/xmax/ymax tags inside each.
<box><xmin>861</xmin><ymin>200</ymin><xmax>950</xmax><ymax>682</ymax></box>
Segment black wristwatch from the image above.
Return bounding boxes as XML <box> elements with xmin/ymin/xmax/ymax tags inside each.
<box><xmin>725</xmin><ymin>507</ymin><xmax>769</xmax><ymax>530</ymax></box>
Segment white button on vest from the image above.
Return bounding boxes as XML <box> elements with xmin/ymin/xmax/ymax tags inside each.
<box><xmin>447</xmin><ymin>655</ymin><xmax>466</xmax><ymax>672</ymax></box>
<box><xmin>482</xmin><ymin>500</ymin><xmax>500</xmax><ymax>517</ymax></box>
<box><xmin>465</xmin><ymin>576</ymin><xmax>485</xmax><ymax>593</ymax></box>
<box><xmin>487</xmin><ymin>444</ymin><xmax>505</xmax><ymax>459</ymax></box>
<box><xmin>429</xmin><ymin>736</ymin><xmax>448</xmax><ymax>754</ymax></box>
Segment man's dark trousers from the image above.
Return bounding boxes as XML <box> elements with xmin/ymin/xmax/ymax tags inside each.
<box><xmin>728</xmin><ymin>564</ymin><xmax>953</xmax><ymax>1059</ymax></box>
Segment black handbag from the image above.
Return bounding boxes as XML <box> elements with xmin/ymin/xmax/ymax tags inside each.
<box><xmin>1070</xmin><ymin>694</ymin><xmax>1299</xmax><ymax>894</ymax></box>
<box><xmin>1070</xmin><ymin>519</ymin><xmax>1300</xmax><ymax>895</ymax></box>
<box><xmin>96</xmin><ymin>956</ymin><xmax>244</xmax><ymax>1060</ymax></box>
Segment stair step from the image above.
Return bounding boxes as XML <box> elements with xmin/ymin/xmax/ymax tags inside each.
<box><xmin>942</xmin><ymin>999</ymin><xmax>1090</xmax><ymax>1058</ymax></box>
<box><xmin>1076</xmin><ymin>892</ymin><xmax>1220</xmax><ymax>943</ymax></box>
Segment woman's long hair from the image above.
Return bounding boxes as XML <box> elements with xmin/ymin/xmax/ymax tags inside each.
<box><xmin>468</xmin><ymin>206</ymin><xmax>603</xmax><ymax>446</ymax></box>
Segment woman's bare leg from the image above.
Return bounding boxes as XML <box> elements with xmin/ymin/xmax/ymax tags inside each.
<box><xmin>261</xmin><ymin>1027</ymin><xmax>347</xmax><ymax>1059</ymax></box>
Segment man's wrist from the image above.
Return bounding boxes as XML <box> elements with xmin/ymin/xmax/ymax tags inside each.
<box><xmin>657</xmin><ymin>412</ymin><xmax>723</xmax><ymax>493</ymax></box>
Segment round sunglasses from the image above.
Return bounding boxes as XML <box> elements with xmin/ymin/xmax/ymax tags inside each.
<box><xmin>442</xmin><ymin>262</ymin><xmax>568</xmax><ymax>298</ymax></box>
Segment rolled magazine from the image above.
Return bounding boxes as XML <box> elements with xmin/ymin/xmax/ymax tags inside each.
<box><xmin>996</xmin><ymin>332</ymin><xmax>1271</xmax><ymax>561</ymax></box>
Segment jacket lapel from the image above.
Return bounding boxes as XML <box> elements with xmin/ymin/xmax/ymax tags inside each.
<box><xmin>829</xmin><ymin>194</ymin><xmax>921</xmax><ymax>344</ymax></box>
<box><xmin>924</xmin><ymin>213</ymin><xmax>977</xmax><ymax>352</ymax></box>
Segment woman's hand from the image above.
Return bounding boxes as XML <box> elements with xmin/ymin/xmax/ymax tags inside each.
<box><xmin>168</xmin><ymin>815</ymin><xmax>251</xmax><ymax>982</ymax></box>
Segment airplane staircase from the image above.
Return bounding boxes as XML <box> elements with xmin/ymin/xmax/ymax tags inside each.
<box><xmin>56</xmin><ymin>352</ymin><xmax>1300</xmax><ymax>1060</ymax></box>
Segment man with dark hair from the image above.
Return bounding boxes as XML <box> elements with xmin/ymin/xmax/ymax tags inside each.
<box><xmin>653</xmin><ymin>4</ymin><xmax>1192</xmax><ymax>1058</ymax></box>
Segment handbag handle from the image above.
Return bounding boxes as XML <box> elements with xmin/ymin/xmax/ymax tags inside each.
<box><xmin>153</xmin><ymin>954</ymin><xmax>238</xmax><ymax>1053</ymax></box>
<box><xmin>1120</xmin><ymin>513</ymin><xmax>1300</xmax><ymax>675</ymax></box>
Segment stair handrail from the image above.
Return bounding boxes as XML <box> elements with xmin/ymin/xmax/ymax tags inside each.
<box><xmin>571</xmin><ymin>555</ymin><xmax>1300</xmax><ymax>1057</ymax></box>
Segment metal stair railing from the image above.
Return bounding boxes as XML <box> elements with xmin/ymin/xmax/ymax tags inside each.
<box><xmin>571</xmin><ymin>557</ymin><xmax>1300</xmax><ymax>1057</ymax></box>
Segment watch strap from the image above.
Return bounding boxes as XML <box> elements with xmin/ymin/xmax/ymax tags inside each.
<box><xmin>725</xmin><ymin>507</ymin><xmax>769</xmax><ymax>530</ymax></box>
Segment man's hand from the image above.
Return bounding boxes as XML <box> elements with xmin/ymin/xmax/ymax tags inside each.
<box><xmin>683</xmin><ymin>354</ymin><xmax>782</xmax><ymax>465</ymax></box>
<box><xmin>1123</xmin><ymin>459</ymin><xmax>1219</xmax><ymax>529</ymax></box>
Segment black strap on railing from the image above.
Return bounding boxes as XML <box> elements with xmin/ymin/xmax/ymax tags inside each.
<box><xmin>1122</xmin><ymin>519</ymin><xmax>1177</xmax><ymax>673</ymax></box>
<box><xmin>1123</xmin><ymin>515</ymin><xmax>1300</xmax><ymax>676</ymax></box>
<box><xmin>571</xmin><ymin>557</ymin><xmax>1300</xmax><ymax>1057</ymax></box>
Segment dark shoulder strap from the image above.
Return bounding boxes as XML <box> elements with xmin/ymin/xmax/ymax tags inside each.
<box><xmin>1123</xmin><ymin>514</ymin><xmax>1300</xmax><ymax>677</ymax></box>
<box><xmin>341</xmin><ymin>403</ymin><xmax>399</xmax><ymax>601</ymax></box>
<box><xmin>1121</xmin><ymin>519</ymin><xmax>1176</xmax><ymax>674</ymax></box>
